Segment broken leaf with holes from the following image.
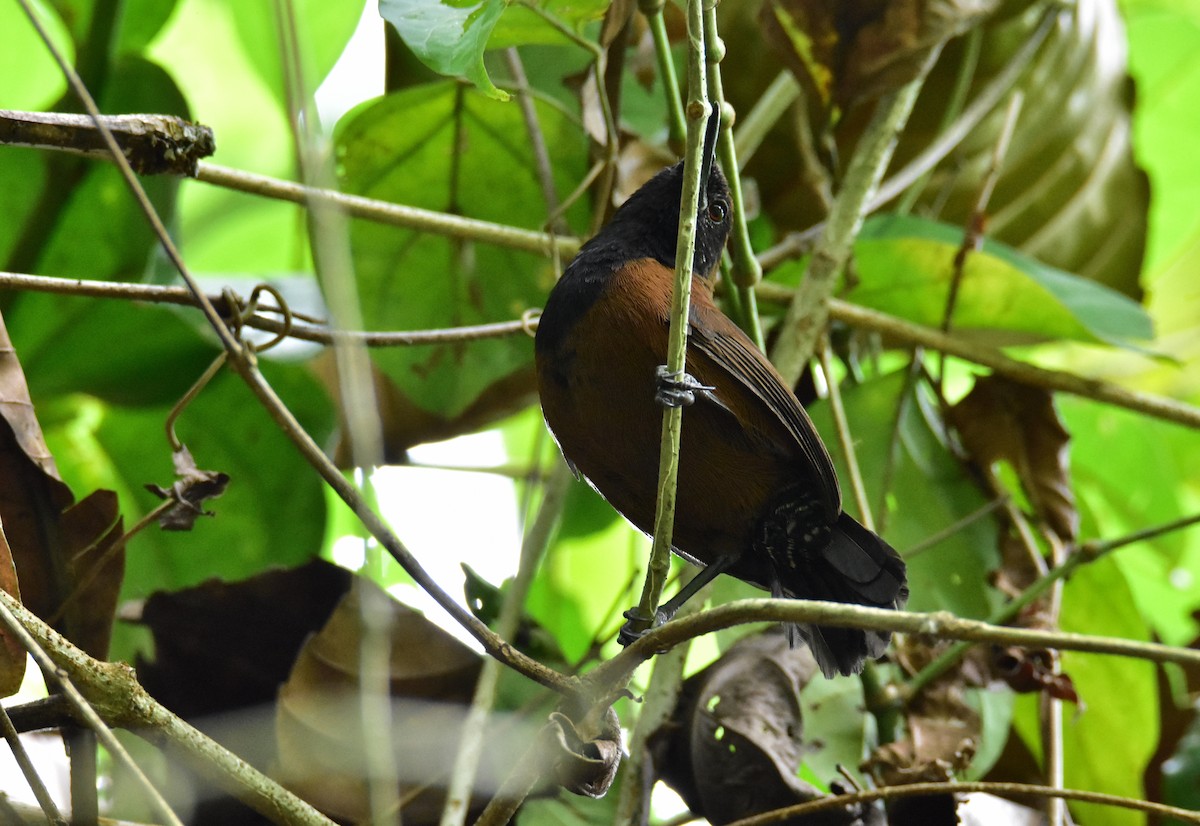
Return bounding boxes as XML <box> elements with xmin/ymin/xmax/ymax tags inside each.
<box><xmin>145</xmin><ymin>444</ymin><xmax>231</xmax><ymax>531</ymax></box>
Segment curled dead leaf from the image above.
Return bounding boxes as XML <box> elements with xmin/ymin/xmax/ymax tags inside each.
<box><xmin>546</xmin><ymin>708</ymin><xmax>623</xmax><ymax>798</ymax></box>
<box><xmin>993</xmin><ymin>646</ymin><xmax>1079</xmax><ymax>705</ymax></box>
<box><xmin>655</xmin><ymin>630</ymin><xmax>877</xmax><ymax>824</ymax></box>
<box><xmin>144</xmin><ymin>444</ymin><xmax>230</xmax><ymax>531</ymax></box>
<box><xmin>949</xmin><ymin>374</ymin><xmax>1078</xmax><ymax>544</ymax></box>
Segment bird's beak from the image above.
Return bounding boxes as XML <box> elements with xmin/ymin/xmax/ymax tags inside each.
<box><xmin>698</xmin><ymin>105</ymin><xmax>721</xmax><ymax>210</ymax></box>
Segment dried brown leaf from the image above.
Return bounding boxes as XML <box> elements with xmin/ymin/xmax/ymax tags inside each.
<box><xmin>275</xmin><ymin>579</ymin><xmax>505</xmax><ymax>824</ymax></box>
<box><xmin>0</xmin><ymin>521</ymin><xmax>24</xmax><ymax>697</ymax></box>
<box><xmin>761</xmin><ymin>0</ymin><xmax>999</xmax><ymax>112</ymax></box>
<box><xmin>547</xmin><ymin>708</ymin><xmax>622</xmax><ymax>798</ymax></box>
<box><xmin>656</xmin><ymin>630</ymin><xmax>878</xmax><ymax>825</ymax></box>
<box><xmin>144</xmin><ymin>444</ymin><xmax>231</xmax><ymax>530</ymax></box>
<box><xmin>949</xmin><ymin>374</ymin><xmax>1078</xmax><ymax>543</ymax></box>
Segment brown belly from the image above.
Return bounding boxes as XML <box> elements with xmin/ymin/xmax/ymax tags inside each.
<box><xmin>536</xmin><ymin>315</ymin><xmax>787</xmax><ymax>588</ymax></box>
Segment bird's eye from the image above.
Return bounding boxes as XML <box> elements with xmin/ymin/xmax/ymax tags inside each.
<box><xmin>707</xmin><ymin>200</ymin><xmax>728</xmax><ymax>223</ymax></box>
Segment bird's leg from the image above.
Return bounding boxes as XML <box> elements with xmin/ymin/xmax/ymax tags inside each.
<box><xmin>654</xmin><ymin>364</ymin><xmax>716</xmax><ymax>408</ymax></box>
<box><xmin>618</xmin><ymin>554</ymin><xmax>738</xmax><ymax>646</ymax></box>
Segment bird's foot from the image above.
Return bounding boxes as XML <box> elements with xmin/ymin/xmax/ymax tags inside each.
<box><xmin>655</xmin><ymin>365</ymin><xmax>715</xmax><ymax>408</ymax></box>
<box><xmin>618</xmin><ymin>605</ymin><xmax>677</xmax><ymax>649</ymax></box>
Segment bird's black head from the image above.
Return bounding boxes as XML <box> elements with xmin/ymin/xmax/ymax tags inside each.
<box><xmin>602</xmin><ymin>160</ymin><xmax>732</xmax><ymax>279</ymax></box>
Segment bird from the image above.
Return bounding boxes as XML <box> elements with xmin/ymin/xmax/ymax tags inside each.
<box><xmin>533</xmin><ymin>153</ymin><xmax>908</xmax><ymax>678</ymax></box>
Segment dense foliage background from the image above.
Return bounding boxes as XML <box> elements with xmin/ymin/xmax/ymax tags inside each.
<box><xmin>1</xmin><ymin>0</ymin><xmax>1199</xmax><ymax>824</ymax></box>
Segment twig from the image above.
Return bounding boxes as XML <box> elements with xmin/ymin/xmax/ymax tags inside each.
<box><xmin>440</xmin><ymin>459</ymin><xmax>573</xmax><ymax>826</ymax></box>
<box><xmin>586</xmin><ymin>597</ymin><xmax>1200</xmax><ymax>694</ymax></box>
<box><xmin>721</xmin><ymin>780</ymin><xmax>1200</xmax><ymax>826</ymax></box>
<box><xmin>770</xmin><ymin>46</ymin><xmax>943</xmax><ymax>385</ymax></box>
<box><xmin>627</xmin><ymin>0</ymin><xmax>710</xmax><ymax>639</ymax></box>
<box><xmin>805</xmin><ymin>294</ymin><xmax>1200</xmax><ymax>430</ymax></box>
<box><xmin>196</xmin><ymin>162</ymin><xmax>578</xmax><ymax>259</ymax></box>
<box><xmin>0</xmin><ymin>704</ymin><xmax>65</xmax><ymax>825</ymax></box>
<box><xmin>0</xmin><ymin>592</ymin><xmax>184</xmax><ymax>826</ymax></box>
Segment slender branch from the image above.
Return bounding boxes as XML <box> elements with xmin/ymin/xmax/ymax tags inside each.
<box><xmin>640</xmin><ymin>0</ymin><xmax>687</xmax><ymax>148</ymax></box>
<box><xmin>196</xmin><ymin>163</ymin><xmax>578</xmax><ymax>259</ymax></box>
<box><xmin>817</xmin><ymin>337</ymin><xmax>872</xmax><ymax>528</ymax></box>
<box><xmin>731</xmin><ymin>71</ymin><xmax>800</xmax><ymax>168</ymax></box>
<box><xmin>810</xmin><ymin>295</ymin><xmax>1200</xmax><ymax>430</ymax></box>
<box><xmin>905</xmin><ymin>510</ymin><xmax>1200</xmax><ymax>698</ymax></box>
<box><xmin>722</xmin><ymin>780</ymin><xmax>1200</xmax><ymax>826</ymax></box>
<box><xmin>770</xmin><ymin>46</ymin><xmax>942</xmax><ymax>385</ymax></box>
<box><xmin>628</xmin><ymin>0</ymin><xmax>709</xmax><ymax>638</ymax></box>
<box><xmin>586</xmin><ymin>597</ymin><xmax>1200</xmax><ymax>695</ymax></box>
<box><xmin>440</xmin><ymin>459</ymin><xmax>572</xmax><ymax>826</ymax></box>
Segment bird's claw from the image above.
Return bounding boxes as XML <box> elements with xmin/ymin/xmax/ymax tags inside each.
<box><xmin>618</xmin><ymin>606</ymin><xmax>675</xmax><ymax>650</ymax></box>
<box><xmin>655</xmin><ymin>365</ymin><xmax>715</xmax><ymax>409</ymax></box>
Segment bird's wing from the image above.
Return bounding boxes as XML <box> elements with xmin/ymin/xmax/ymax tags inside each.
<box><xmin>685</xmin><ymin>294</ymin><xmax>843</xmax><ymax>515</ymax></box>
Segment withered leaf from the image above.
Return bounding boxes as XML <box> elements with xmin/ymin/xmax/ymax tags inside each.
<box><xmin>949</xmin><ymin>374</ymin><xmax>1079</xmax><ymax>544</ymax></box>
<box><xmin>0</xmin><ymin>521</ymin><xmax>23</xmax><ymax>697</ymax></box>
<box><xmin>994</xmin><ymin>646</ymin><xmax>1080</xmax><ymax>705</ymax></box>
<box><xmin>144</xmin><ymin>444</ymin><xmax>231</xmax><ymax>530</ymax></box>
<box><xmin>547</xmin><ymin>708</ymin><xmax>623</xmax><ymax>799</ymax></box>
<box><xmin>761</xmin><ymin>0</ymin><xmax>999</xmax><ymax>113</ymax></box>
<box><xmin>655</xmin><ymin>630</ymin><xmax>877</xmax><ymax>825</ymax></box>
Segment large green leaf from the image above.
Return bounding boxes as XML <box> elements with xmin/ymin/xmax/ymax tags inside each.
<box><xmin>846</xmin><ymin>214</ymin><xmax>1154</xmax><ymax>346</ymax></box>
<box><xmin>228</xmin><ymin>0</ymin><xmax>368</xmax><ymax>107</ymax></box>
<box><xmin>1062</xmin><ymin>397</ymin><xmax>1200</xmax><ymax>647</ymax></box>
<box><xmin>380</xmin><ymin>0</ymin><xmax>509</xmax><ymax>100</ymax></box>
<box><xmin>488</xmin><ymin>0</ymin><xmax>609</xmax><ymax>49</ymax></box>
<box><xmin>0</xmin><ymin>0</ymin><xmax>73</xmax><ymax>109</ymax></box>
<box><xmin>336</xmin><ymin>81</ymin><xmax>587</xmax><ymax>418</ymax></box>
<box><xmin>1014</xmin><ymin>555</ymin><xmax>1157</xmax><ymax>826</ymax></box>
<box><xmin>44</xmin><ymin>363</ymin><xmax>334</xmax><ymax>635</ymax></box>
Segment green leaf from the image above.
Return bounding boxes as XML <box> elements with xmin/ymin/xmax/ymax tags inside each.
<box><xmin>488</xmin><ymin>0</ymin><xmax>609</xmax><ymax>49</ymax></box>
<box><xmin>379</xmin><ymin>0</ymin><xmax>510</xmax><ymax>100</ymax></box>
<box><xmin>44</xmin><ymin>364</ymin><xmax>334</xmax><ymax>665</ymax></box>
<box><xmin>336</xmin><ymin>81</ymin><xmax>587</xmax><ymax>418</ymax></box>
<box><xmin>228</xmin><ymin>0</ymin><xmax>368</xmax><ymax>105</ymax></box>
<box><xmin>1015</xmin><ymin>556</ymin><xmax>1157</xmax><ymax>826</ymax></box>
<box><xmin>0</xmin><ymin>0</ymin><xmax>73</xmax><ymax>109</ymax></box>
<box><xmin>848</xmin><ymin>214</ymin><xmax>1154</xmax><ymax>346</ymax></box>
<box><xmin>1062</xmin><ymin>397</ymin><xmax>1200</xmax><ymax>647</ymax></box>
<box><xmin>11</xmin><ymin>297</ymin><xmax>218</xmax><ymax>407</ymax></box>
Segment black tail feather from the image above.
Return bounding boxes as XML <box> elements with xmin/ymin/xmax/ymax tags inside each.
<box><xmin>782</xmin><ymin>513</ymin><xmax>908</xmax><ymax>678</ymax></box>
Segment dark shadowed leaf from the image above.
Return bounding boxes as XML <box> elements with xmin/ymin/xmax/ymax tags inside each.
<box><xmin>655</xmin><ymin>630</ymin><xmax>879</xmax><ymax>825</ymax></box>
<box><xmin>761</xmin><ymin>0</ymin><xmax>999</xmax><ymax>110</ymax></box>
<box><xmin>0</xmin><ymin>523</ymin><xmax>23</xmax><ymax>697</ymax></box>
<box><xmin>948</xmin><ymin>374</ymin><xmax>1078</xmax><ymax>544</ymax></box>
<box><xmin>130</xmin><ymin>558</ymin><xmax>354</xmax><ymax>719</ymax></box>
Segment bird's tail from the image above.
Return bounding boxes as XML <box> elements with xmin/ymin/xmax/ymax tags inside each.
<box><xmin>784</xmin><ymin>513</ymin><xmax>908</xmax><ymax>678</ymax></box>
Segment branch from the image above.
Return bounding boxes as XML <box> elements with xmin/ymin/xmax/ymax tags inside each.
<box><xmin>0</xmin><ymin>590</ymin><xmax>334</xmax><ymax>826</ymax></box>
<box><xmin>722</xmin><ymin>780</ymin><xmax>1200</xmax><ymax>826</ymax></box>
<box><xmin>196</xmin><ymin>162</ymin><xmax>578</xmax><ymax>259</ymax></box>
<box><xmin>585</xmin><ymin>597</ymin><xmax>1200</xmax><ymax>693</ymax></box>
<box><xmin>627</xmin><ymin>0</ymin><xmax>710</xmax><ymax>638</ymax></box>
